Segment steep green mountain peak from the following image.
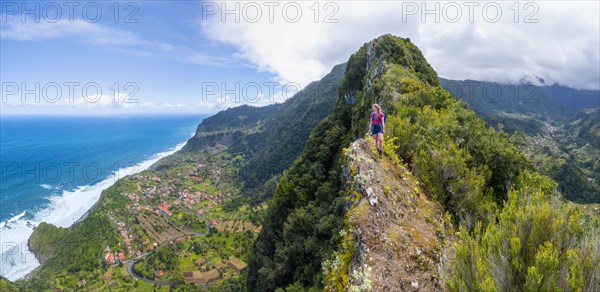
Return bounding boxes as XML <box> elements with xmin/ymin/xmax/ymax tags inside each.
<box><xmin>248</xmin><ymin>34</ymin><xmax>598</xmax><ymax>291</ymax></box>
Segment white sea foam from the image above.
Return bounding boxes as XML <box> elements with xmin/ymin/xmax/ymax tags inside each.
<box><xmin>0</xmin><ymin>212</ymin><xmax>25</xmax><ymax>229</ymax></box>
<box><xmin>39</xmin><ymin>184</ymin><xmax>52</xmax><ymax>190</ymax></box>
<box><xmin>8</xmin><ymin>211</ymin><xmax>27</xmax><ymax>223</ymax></box>
<box><xmin>0</xmin><ymin>134</ymin><xmax>192</xmax><ymax>281</ymax></box>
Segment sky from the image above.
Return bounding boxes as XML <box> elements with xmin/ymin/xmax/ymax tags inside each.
<box><xmin>1</xmin><ymin>0</ymin><xmax>598</xmax><ymax>115</ymax></box>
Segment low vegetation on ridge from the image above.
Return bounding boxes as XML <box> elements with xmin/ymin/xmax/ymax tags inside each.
<box><xmin>247</xmin><ymin>34</ymin><xmax>599</xmax><ymax>291</ymax></box>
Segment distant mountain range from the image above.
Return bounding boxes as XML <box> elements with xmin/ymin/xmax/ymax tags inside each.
<box><xmin>439</xmin><ymin>78</ymin><xmax>599</xmax><ymax>133</ymax></box>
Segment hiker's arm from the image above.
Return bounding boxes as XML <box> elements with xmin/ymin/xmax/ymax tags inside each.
<box><xmin>382</xmin><ymin>115</ymin><xmax>385</xmax><ymax>133</ymax></box>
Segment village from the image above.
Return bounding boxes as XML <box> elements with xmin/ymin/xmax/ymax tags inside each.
<box><xmin>99</xmin><ymin>152</ymin><xmax>263</xmax><ymax>287</ymax></box>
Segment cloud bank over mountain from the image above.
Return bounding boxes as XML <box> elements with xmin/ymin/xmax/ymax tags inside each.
<box><xmin>203</xmin><ymin>1</ymin><xmax>599</xmax><ymax>89</ymax></box>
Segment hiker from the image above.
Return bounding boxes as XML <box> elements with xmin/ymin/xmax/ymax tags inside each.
<box><xmin>369</xmin><ymin>103</ymin><xmax>385</xmax><ymax>156</ymax></box>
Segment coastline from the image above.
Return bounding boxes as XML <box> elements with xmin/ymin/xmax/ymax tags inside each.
<box><xmin>69</xmin><ymin>136</ymin><xmax>190</xmax><ymax>228</ymax></box>
<box><xmin>1</xmin><ymin>132</ymin><xmax>195</xmax><ymax>282</ymax></box>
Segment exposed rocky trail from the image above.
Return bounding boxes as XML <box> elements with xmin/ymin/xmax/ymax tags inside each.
<box><xmin>341</xmin><ymin>139</ymin><xmax>454</xmax><ymax>291</ymax></box>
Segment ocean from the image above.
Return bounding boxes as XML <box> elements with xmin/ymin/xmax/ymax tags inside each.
<box><xmin>0</xmin><ymin>114</ymin><xmax>202</xmax><ymax>281</ymax></box>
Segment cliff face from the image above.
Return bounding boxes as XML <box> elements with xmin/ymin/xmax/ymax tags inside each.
<box><xmin>323</xmin><ymin>139</ymin><xmax>453</xmax><ymax>291</ymax></box>
<box><xmin>182</xmin><ymin>63</ymin><xmax>346</xmax><ymax>193</ymax></box>
<box><xmin>27</xmin><ymin>222</ymin><xmax>66</xmax><ymax>265</ymax></box>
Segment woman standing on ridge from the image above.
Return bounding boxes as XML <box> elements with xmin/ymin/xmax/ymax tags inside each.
<box><xmin>369</xmin><ymin>104</ymin><xmax>385</xmax><ymax>157</ymax></box>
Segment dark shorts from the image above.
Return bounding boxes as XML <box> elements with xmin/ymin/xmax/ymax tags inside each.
<box><xmin>371</xmin><ymin>124</ymin><xmax>383</xmax><ymax>135</ymax></box>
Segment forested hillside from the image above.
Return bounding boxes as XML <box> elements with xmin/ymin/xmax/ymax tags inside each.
<box><xmin>0</xmin><ymin>276</ymin><xmax>18</xmax><ymax>291</ymax></box>
<box><xmin>440</xmin><ymin>78</ymin><xmax>600</xmax><ymax>203</ymax></box>
<box><xmin>184</xmin><ymin>63</ymin><xmax>346</xmax><ymax>201</ymax></box>
<box><xmin>569</xmin><ymin>108</ymin><xmax>600</xmax><ymax>149</ymax></box>
<box><xmin>248</xmin><ymin>34</ymin><xmax>599</xmax><ymax>291</ymax></box>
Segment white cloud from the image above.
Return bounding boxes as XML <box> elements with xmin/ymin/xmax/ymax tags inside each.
<box><xmin>202</xmin><ymin>1</ymin><xmax>599</xmax><ymax>89</ymax></box>
<box><xmin>201</xmin><ymin>2</ymin><xmax>419</xmax><ymax>86</ymax></box>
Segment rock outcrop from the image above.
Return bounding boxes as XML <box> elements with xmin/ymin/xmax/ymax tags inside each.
<box><xmin>337</xmin><ymin>139</ymin><xmax>454</xmax><ymax>291</ymax></box>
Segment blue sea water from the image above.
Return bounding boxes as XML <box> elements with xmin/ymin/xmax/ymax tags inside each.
<box><xmin>0</xmin><ymin>114</ymin><xmax>202</xmax><ymax>280</ymax></box>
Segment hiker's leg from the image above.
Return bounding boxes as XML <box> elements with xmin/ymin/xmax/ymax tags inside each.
<box><xmin>379</xmin><ymin>133</ymin><xmax>384</xmax><ymax>150</ymax></box>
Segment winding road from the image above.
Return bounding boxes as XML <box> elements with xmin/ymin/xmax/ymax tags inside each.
<box><xmin>124</xmin><ymin>214</ymin><xmax>211</xmax><ymax>286</ymax></box>
<box><xmin>124</xmin><ymin>168</ymin><xmax>226</xmax><ymax>287</ymax></box>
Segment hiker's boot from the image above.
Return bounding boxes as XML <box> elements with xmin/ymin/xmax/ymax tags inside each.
<box><xmin>378</xmin><ymin>149</ymin><xmax>382</xmax><ymax>157</ymax></box>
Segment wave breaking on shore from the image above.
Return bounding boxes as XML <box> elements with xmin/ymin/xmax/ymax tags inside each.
<box><xmin>0</xmin><ymin>135</ymin><xmax>192</xmax><ymax>281</ymax></box>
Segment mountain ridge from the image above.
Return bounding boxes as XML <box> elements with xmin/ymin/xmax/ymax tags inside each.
<box><xmin>248</xmin><ymin>34</ymin><xmax>598</xmax><ymax>291</ymax></box>
<box><xmin>183</xmin><ymin>63</ymin><xmax>346</xmax><ymax>200</ymax></box>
